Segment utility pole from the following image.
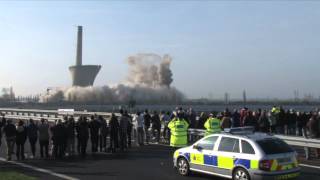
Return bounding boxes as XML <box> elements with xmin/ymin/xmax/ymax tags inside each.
<box><xmin>243</xmin><ymin>90</ymin><xmax>247</xmax><ymax>106</ymax></box>
<box><xmin>224</xmin><ymin>92</ymin><xmax>229</xmax><ymax>105</ymax></box>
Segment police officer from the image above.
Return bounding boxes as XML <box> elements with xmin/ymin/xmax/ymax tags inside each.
<box><xmin>204</xmin><ymin>113</ymin><xmax>221</xmax><ymax>136</ymax></box>
<box><xmin>168</xmin><ymin>112</ymin><xmax>189</xmax><ymax>148</ymax></box>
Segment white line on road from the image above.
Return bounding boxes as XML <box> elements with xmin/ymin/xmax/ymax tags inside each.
<box><xmin>0</xmin><ymin>157</ymin><xmax>79</xmax><ymax>180</ymax></box>
<box><xmin>300</xmin><ymin>163</ymin><xmax>320</xmax><ymax>170</ymax></box>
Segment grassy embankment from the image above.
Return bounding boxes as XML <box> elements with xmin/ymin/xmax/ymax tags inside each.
<box><xmin>0</xmin><ymin>172</ymin><xmax>36</xmax><ymax>180</ymax></box>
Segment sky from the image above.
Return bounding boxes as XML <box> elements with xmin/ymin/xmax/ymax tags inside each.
<box><xmin>0</xmin><ymin>0</ymin><xmax>320</xmax><ymax>99</ymax></box>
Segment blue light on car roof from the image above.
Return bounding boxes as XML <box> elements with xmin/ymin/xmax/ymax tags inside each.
<box><xmin>224</xmin><ymin>126</ymin><xmax>255</xmax><ymax>134</ymax></box>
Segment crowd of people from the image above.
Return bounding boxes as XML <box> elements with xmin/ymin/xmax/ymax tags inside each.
<box><xmin>0</xmin><ymin>106</ymin><xmax>319</xmax><ymax>161</ymax></box>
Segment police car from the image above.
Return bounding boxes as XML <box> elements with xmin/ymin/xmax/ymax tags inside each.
<box><xmin>173</xmin><ymin>127</ymin><xmax>300</xmax><ymax>180</ymax></box>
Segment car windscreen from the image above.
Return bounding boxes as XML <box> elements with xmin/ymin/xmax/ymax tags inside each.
<box><xmin>256</xmin><ymin>138</ymin><xmax>294</xmax><ymax>155</ymax></box>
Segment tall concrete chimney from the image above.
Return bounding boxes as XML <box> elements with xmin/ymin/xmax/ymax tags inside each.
<box><xmin>76</xmin><ymin>26</ymin><xmax>82</xmax><ymax>66</ymax></box>
<box><xmin>69</xmin><ymin>25</ymin><xmax>101</xmax><ymax>87</ymax></box>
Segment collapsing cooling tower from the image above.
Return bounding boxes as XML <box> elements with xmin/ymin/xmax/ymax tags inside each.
<box><xmin>69</xmin><ymin>26</ymin><xmax>101</xmax><ymax>87</ymax></box>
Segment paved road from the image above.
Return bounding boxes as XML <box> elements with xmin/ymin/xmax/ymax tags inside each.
<box><xmin>1</xmin><ymin>142</ymin><xmax>320</xmax><ymax>180</ymax></box>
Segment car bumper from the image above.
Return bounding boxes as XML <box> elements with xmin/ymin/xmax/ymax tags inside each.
<box><xmin>173</xmin><ymin>157</ymin><xmax>177</xmax><ymax>167</ymax></box>
<box><xmin>250</xmin><ymin>168</ymin><xmax>300</xmax><ymax>180</ymax></box>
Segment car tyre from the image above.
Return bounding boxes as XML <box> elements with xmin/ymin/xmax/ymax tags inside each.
<box><xmin>233</xmin><ymin>167</ymin><xmax>250</xmax><ymax>180</ymax></box>
<box><xmin>177</xmin><ymin>157</ymin><xmax>190</xmax><ymax>176</ymax></box>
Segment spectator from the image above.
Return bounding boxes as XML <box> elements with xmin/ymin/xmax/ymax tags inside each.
<box><xmin>76</xmin><ymin>117</ymin><xmax>89</xmax><ymax>158</ymax></box>
<box><xmin>89</xmin><ymin>115</ymin><xmax>101</xmax><ymax>153</ymax></box>
<box><xmin>38</xmin><ymin>118</ymin><xmax>49</xmax><ymax>158</ymax></box>
<box><xmin>27</xmin><ymin>119</ymin><xmax>38</xmax><ymax>158</ymax></box>
<box><xmin>186</xmin><ymin>108</ymin><xmax>197</xmax><ymax>129</ymax></box>
<box><xmin>151</xmin><ymin>111</ymin><xmax>161</xmax><ymax>143</ymax></box>
<box><xmin>119</xmin><ymin>110</ymin><xmax>129</xmax><ymax>151</ymax></box>
<box><xmin>109</xmin><ymin>113</ymin><xmax>119</xmax><ymax>153</ymax></box>
<box><xmin>66</xmin><ymin>116</ymin><xmax>76</xmax><ymax>156</ymax></box>
<box><xmin>231</xmin><ymin>109</ymin><xmax>240</xmax><ymax>128</ymax></box>
<box><xmin>16</xmin><ymin>120</ymin><xmax>27</xmax><ymax>160</ymax></box>
<box><xmin>287</xmin><ymin>110</ymin><xmax>297</xmax><ymax>135</ymax></box>
<box><xmin>197</xmin><ymin>112</ymin><xmax>207</xmax><ymax>129</ymax></box>
<box><xmin>220</xmin><ymin>112</ymin><xmax>231</xmax><ymax>130</ymax></box>
<box><xmin>305</xmin><ymin>113</ymin><xmax>319</xmax><ymax>159</ymax></box>
<box><xmin>4</xmin><ymin>119</ymin><xmax>16</xmax><ymax>161</ymax></box>
<box><xmin>258</xmin><ymin>110</ymin><xmax>270</xmax><ymax>133</ymax></box>
<box><xmin>134</xmin><ymin>111</ymin><xmax>144</xmax><ymax>146</ymax></box>
<box><xmin>125</xmin><ymin>111</ymin><xmax>133</xmax><ymax>148</ymax></box>
<box><xmin>0</xmin><ymin>115</ymin><xmax>6</xmax><ymax>150</ymax></box>
<box><xmin>143</xmin><ymin>109</ymin><xmax>151</xmax><ymax>145</ymax></box>
<box><xmin>99</xmin><ymin>116</ymin><xmax>108</xmax><ymax>152</ymax></box>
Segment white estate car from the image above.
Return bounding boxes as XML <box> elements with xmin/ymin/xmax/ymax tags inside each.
<box><xmin>173</xmin><ymin>127</ymin><xmax>300</xmax><ymax>180</ymax></box>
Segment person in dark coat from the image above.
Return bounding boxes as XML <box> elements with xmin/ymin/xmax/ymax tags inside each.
<box><xmin>243</xmin><ymin>111</ymin><xmax>255</xmax><ymax>127</ymax></box>
<box><xmin>143</xmin><ymin>109</ymin><xmax>151</xmax><ymax>144</ymax></box>
<box><xmin>187</xmin><ymin>108</ymin><xmax>197</xmax><ymax>129</ymax></box>
<box><xmin>125</xmin><ymin>111</ymin><xmax>133</xmax><ymax>148</ymax></box>
<box><xmin>38</xmin><ymin>118</ymin><xmax>49</xmax><ymax>158</ymax></box>
<box><xmin>231</xmin><ymin>110</ymin><xmax>241</xmax><ymax>128</ymax></box>
<box><xmin>89</xmin><ymin>115</ymin><xmax>101</xmax><ymax>153</ymax></box>
<box><xmin>119</xmin><ymin>110</ymin><xmax>129</xmax><ymax>151</ymax></box>
<box><xmin>258</xmin><ymin>110</ymin><xmax>270</xmax><ymax>133</ymax></box>
<box><xmin>51</xmin><ymin>120</ymin><xmax>65</xmax><ymax>159</ymax></box>
<box><xmin>27</xmin><ymin>119</ymin><xmax>38</xmax><ymax>158</ymax></box>
<box><xmin>66</xmin><ymin>116</ymin><xmax>76</xmax><ymax>156</ymax></box>
<box><xmin>98</xmin><ymin>116</ymin><xmax>108</xmax><ymax>152</ymax></box>
<box><xmin>197</xmin><ymin>112</ymin><xmax>207</xmax><ymax>129</ymax></box>
<box><xmin>0</xmin><ymin>115</ymin><xmax>6</xmax><ymax>149</ymax></box>
<box><xmin>76</xmin><ymin>117</ymin><xmax>89</xmax><ymax>157</ymax></box>
<box><xmin>16</xmin><ymin>120</ymin><xmax>27</xmax><ymax>160</ymax></box>
<box><xmin>151</xmin><ymin>111</ymin><xmax>161</xmax><ymax>143</ymax></box>
<box><xmin>109</xmin><ymin>113</ymin><xmax>119</xmax><ymax>153</ymax></box>
<box><xmin>4</xmin><ymin>119</ymin><xmax>16</xmax><ymax>161</ymax></box>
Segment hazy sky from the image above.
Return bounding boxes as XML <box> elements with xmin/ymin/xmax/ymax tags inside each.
<box><xmin>0</xmin><ymin>1</ymin><xmax>320</xmax><ymax>99</ymax></box>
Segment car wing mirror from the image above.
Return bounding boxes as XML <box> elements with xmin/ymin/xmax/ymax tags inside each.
<box><xmin>193</xmin><ymin>145</ymin><xmax>203</xmax><ymax>151</ymax></box>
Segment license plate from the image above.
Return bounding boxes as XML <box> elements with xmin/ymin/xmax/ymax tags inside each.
<box><xmin>275</xmin><ymin>172</ymin><xmax>299</xmax><ymax>180</ymax></box>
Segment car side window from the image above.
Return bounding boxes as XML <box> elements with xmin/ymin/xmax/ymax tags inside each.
<box><xmin>218</xmin><ymin>137</ymin><xmax>240</xmax><ymax>153</ymax></box>
<box><xmin>197</xmin><ymin>136</ymin><xmax>218</xmax><ymax>151</ymax></box>
<box><xmin>241</xmin><ymin>140</ymin><xmax>255</xmax><ymax>154</ymax></box>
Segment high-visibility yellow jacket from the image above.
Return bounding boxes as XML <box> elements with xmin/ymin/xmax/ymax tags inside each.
<box><xmin>204</xmin><ymin>117</ymin><xmax>221</xmax><ymax>136</ymax></box>
<box><xmin>168</xmin><ymin>118</ymin><xmax>189</xmax><ymax>147</ymax></box>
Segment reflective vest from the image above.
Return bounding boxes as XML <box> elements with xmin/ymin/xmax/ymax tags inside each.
<box><xmin>168</xmin><ymin>118</ymin><xmax>189</xmax><ymax>147</ymax></box>
<box><xmin>204</xmin><ymin>118</ymin><xmax>221</xmax><ymax>136</ymax></box>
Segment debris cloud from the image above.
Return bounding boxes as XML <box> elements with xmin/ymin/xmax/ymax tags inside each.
<box><xmin>41</xmin><ymin>53</ymin><xmax>184</xmax><ymax>104</ymax></box>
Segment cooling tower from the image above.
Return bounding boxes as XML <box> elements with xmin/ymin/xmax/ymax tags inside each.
<box><xmin>69</xmin><ymin>26</ymin><xmax>101</xmax><ymax>87</ymax></box>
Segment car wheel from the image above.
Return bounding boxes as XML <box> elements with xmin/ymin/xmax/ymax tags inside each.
<box><xmin>177</xmin><ymin>157</ymin><xmax>190</xmax><ymax>176</ymax></box>
<box><xmin>233</xmin><ymin>167</ymin><xmax>250</xmax><ymax>180</ymax></box>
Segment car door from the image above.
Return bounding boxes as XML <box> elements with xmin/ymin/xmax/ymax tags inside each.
<box><xmin>214</xmin><ymin>136</ymin><xmax>240</xmax><ymax>177</ymax></box>
<box><xmin>189</xmin><ymin>135</ymin><xmax>219</xmax><ymax>172</ymax></box>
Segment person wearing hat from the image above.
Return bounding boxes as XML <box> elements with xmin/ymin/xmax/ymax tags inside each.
<box><xmin>168</xmin><ymin>112</ymin><xmax>189</xmax><ymax>148</ymax></box>
<box><xmin>204</xmin><ymin>112</ymin><xmax>221</xmax><ymax>136</ymax></box>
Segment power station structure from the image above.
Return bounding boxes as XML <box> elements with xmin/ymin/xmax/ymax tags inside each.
<box><xmin>69</xmin><ymin>26</ymin><xmax>101</xmax><ymax>87</ymax></box>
